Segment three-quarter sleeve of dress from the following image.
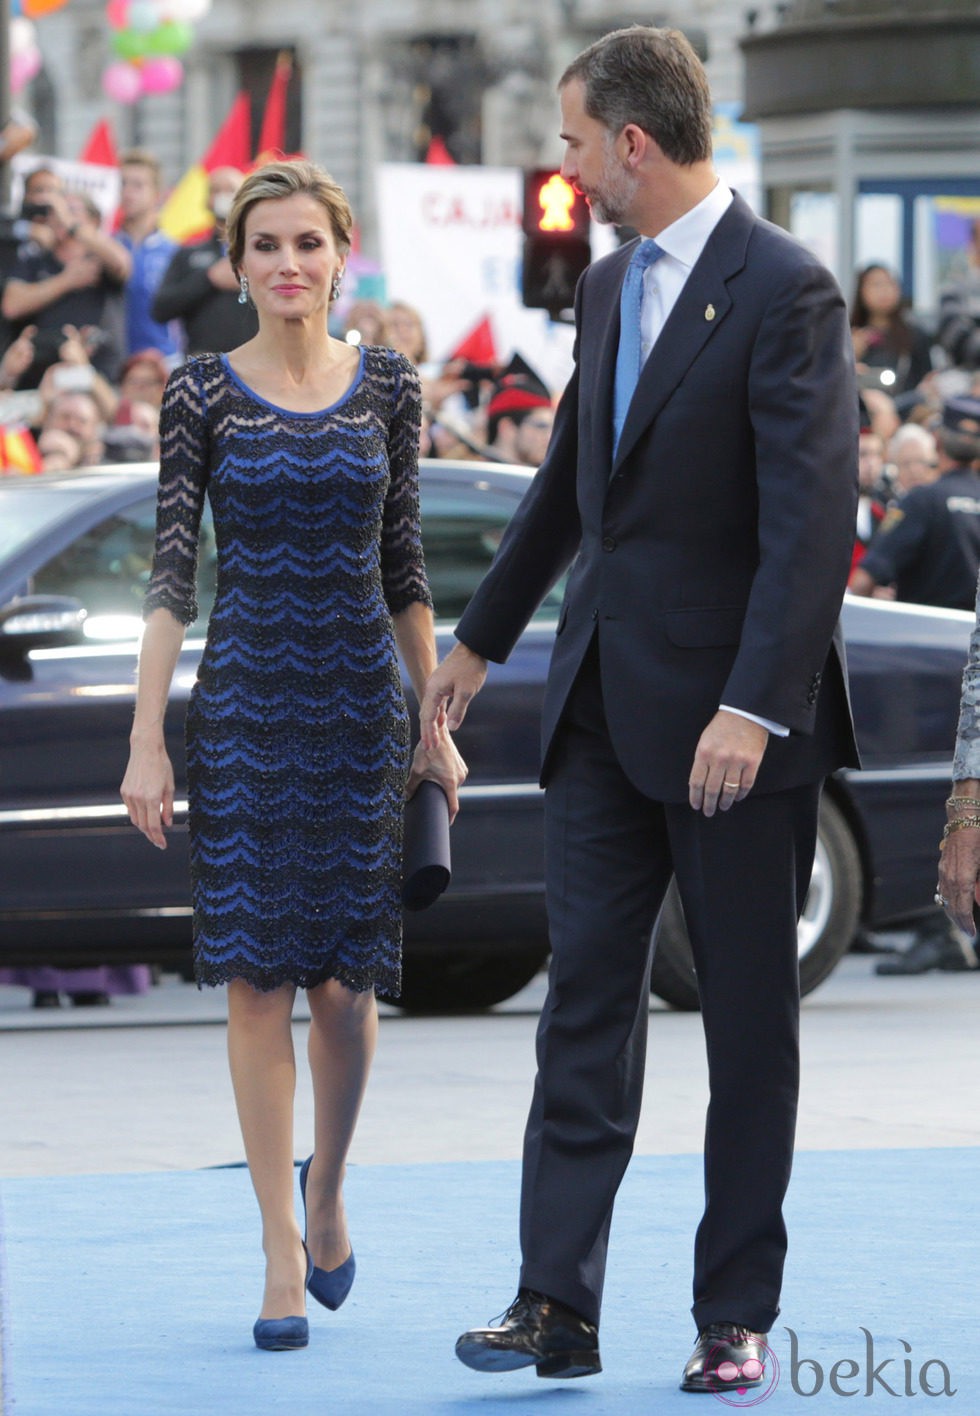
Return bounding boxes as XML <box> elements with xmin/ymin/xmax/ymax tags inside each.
<box><xmin>381</xmin><ymin>353</ymin><xmax>433</xmax><ymax>615</ymax></box>
<box><xmin>143</xmin><ymin>360</ymin><xmax>211</xmax><ymax>625</ymax></box>
<box><xmin>953</xmin><ymin>576</ymin><xmax>980</xmax><ymax>781</ymax></box>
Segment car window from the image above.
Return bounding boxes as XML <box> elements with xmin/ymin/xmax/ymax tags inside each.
<box><xmin>30</xmin><ymin>498</ymin><xmax>218</xmax><ymax>641</ymax></box>
<box><xmin>420</xmin><ymin>487</ymin><xmax>564</xmax><ymax>624</ymax></box>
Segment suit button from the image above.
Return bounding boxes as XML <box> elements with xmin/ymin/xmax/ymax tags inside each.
<box><xmin>602</xmin><ymin>536</ymin><xmax>617</xmax><ymax>552</ymax></box>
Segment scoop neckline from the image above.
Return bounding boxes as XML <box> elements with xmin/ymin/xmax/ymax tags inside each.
<box><xmin>220</xmin><ymin>346</ymin><xmax>366</xmax><ymax>419</ymax></box>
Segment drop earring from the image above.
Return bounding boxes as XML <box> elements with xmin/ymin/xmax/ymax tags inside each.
<box><xmin>331</xmin><ymin>273</ymin><xmax>342</xmax><ymax>301</ymax></box>
<box><xmin>238</xmin><ymin>274</ymin><xmax>249</xmax><ymax>305</ymax></box>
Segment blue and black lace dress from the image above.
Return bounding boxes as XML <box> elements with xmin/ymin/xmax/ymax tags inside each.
<box><xmin>143</xmin><ymin>346</ymin><xmax>431</xmax><ymax>995</ymax></box>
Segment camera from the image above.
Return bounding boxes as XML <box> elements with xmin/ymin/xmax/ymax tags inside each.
<box><xmin>21</xmin><ymin>201</ymin><xmax>51</xmax><ymax>222</ymax></box>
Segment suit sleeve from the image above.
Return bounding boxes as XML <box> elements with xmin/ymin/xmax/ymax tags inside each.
<box><xmin>454</xmin><ymin>280</ymin><xmax>586</xmax><ymax>662</ymax></box>
<box><xmin>722</xmin><ymin>256</ymin><xmax>858</xmax><ymax>732</ymax></box>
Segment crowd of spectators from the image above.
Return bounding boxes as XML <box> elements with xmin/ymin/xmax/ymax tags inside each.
<box><xmin>0</xmin><ymin>146</ymin><xmax>562</xmax><ymax>482</ymax></box>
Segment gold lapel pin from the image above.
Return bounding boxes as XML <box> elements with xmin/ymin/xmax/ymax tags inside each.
<box><xmin>704</xmin><ymin>303</ymin><xmax>716</xmax><ymax>321</ymax></box>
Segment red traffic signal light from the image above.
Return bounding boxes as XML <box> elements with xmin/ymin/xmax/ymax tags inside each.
<box><xmin>521</xmin><ymin>169</ymin><xmax>591</xmax><ymax>316</ymax></box>
<box><xmin>522</xmin><ymin>169</ymin><xmax>590</xmax><ymax>239</ymax></box>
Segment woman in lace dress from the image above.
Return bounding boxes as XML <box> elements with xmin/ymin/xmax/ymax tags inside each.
<box><xmin>121</xmin><ymin>160</ymin><xmax>465</xmax><ymax>1349</ymax></box>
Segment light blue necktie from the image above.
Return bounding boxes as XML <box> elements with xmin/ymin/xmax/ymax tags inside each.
<box><xmin>612</xmin><ymin>238</ymin><xmax>664</xmax><ymax>456</ymax></box>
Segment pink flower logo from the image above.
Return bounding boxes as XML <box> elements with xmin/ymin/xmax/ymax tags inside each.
<box><xmin>705</xmin><ymin>1338</ymin><xmax>780</xmax><ymax>1406</ymax></box>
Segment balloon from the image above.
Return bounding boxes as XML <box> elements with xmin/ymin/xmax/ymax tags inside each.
<box><xmin>140</xmin><ymin>55</ymin><xmax>183</xmax><ymax>94</ymax></box>
<box><xmin>111</xmin><ymin>26</ymin><xmax>151</xmax><ymax>59</ymax></box>
<box><xmin>102</xmin><ymin>59</ymin><xmax>144</xmax><ymax>103</ymax></box>
<box><xmin>105</xmin><ymin>0</ymin><xmax>130</xmax><ymax>25</ymax></box>
<box><xmin>10</xmin><ymin>46</ymin><xmax>42</xmax><ymax>94</ymax></box>
<box><xmin>161</xmin><ymin>0</ymin><xmax>211</xmax><ymax>18</ymax></box>
<box><xmin>128</xmin><ymin>0</ymin><xmax>159</xmax><ymax>31</ymax></box>
<box><xmin>146</xmin><ymin>19</ymin><xmax>192</xmax><ymax>55</ymax></box>
<box><xmin>9</xmin><ymin>16</ymin><xmax>37</xmax><ymax>55</ymax></box>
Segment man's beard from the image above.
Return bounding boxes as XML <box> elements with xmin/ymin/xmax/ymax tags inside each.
<box><xmin>583</xmin><ymin>145</ymin><xmax>639</xmax><ymax>226</ymax></box>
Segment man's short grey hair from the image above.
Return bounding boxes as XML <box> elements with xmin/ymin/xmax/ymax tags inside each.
<box><xmin>559</xmin><ymin>26</ymin><xmax>713</xmax><ymax>166</ymax></box>
<box><xmin>887</xmin><ymin>424</ymin><xmax>936</xmax><ymax>460</ymax></box>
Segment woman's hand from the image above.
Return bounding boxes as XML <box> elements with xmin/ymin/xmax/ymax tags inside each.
<box><xmin>121</xmin><ymin>732</ymin><xmax>175</xmax><ymax>849</ymax></box>
<box><xmin>407</xmin><ymin>734</ymin><xmax>468</xmax><ymax>823</ymax></box>
<box><xmin>938</xmin><ymin>784</ymin><xmax>980</xmax><ymax>935</ymax></box>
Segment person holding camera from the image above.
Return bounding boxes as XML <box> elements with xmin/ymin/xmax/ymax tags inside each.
<box><xmin>0</xmin><ymin>167</ymin><xmax>130</xmax><ymax>388</ymax></box>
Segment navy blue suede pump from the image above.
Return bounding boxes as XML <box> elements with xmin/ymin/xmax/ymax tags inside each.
<box><xmin>299</xmin><ymin>1155</ymin><xmax>356</xmax><ymax>1310</ymax></box>
<box><xmin>252</xmin><ymin>1246</ymin><xmax>314</xmax><ymax>1350</ymax></box>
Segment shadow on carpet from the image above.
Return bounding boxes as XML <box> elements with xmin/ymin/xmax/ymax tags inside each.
<box><xmin>0</xmin><ymin>1150</ymin><xmax>976</xmax><ymax>1415</ymax></box>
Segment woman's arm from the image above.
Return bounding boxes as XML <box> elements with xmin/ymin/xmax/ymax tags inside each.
<box><xmin>120</xmin><ymin>609</ymin><xmax>186</xmax><ymax>848</ymax></box>
<box><xmin>393</xmin><ymin>601</ymin><xmax>467</xmax><ymax>820</ymax></box>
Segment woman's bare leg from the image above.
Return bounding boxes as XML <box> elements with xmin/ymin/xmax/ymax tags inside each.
<box><xmin>304</xmin><ymin>979</ymin><xmax>378</xmax><ymax>1270</ymax></box>
<box><xmin>227</xmin><ymin>979</ymin><xmax>307</xmax><ymax>1319</ymax></box>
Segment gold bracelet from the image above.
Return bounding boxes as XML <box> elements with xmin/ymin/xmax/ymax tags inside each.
<box><xmin>947</xmin><ymin>796</ymin><xmax>980</xmax><ymax>810</ymax></box>
<box><xmin>940</xmin><ymin>816</ymin><xmax>980</xmax><ymax>848</ymax></box>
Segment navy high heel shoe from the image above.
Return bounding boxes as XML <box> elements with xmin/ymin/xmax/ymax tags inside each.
<box><xmin>253</xmin><ymin>1314</ymin><xmax>308</xmax><ymax>1351</ymax></box>
<box><xmin>252</xmin><ymin>1245</ymin><xmax>314</xmax><ymax>1350</ymax></box>
<box><xmin>299</xmin><ymin>1155</ymin><xmax>356</xmax><ymax>1310</ymax></box>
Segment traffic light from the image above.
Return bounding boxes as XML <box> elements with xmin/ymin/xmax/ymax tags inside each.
<box><xmin>521</xmin><ymin>169</ymin><xmax>591</xmax><ymax>318</ymax></box>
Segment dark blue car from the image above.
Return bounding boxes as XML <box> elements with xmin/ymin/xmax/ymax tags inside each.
<box><xmin>0</xmin><ymin>461</ymin><xmax>972</xmax><ymax>1010</ymax></box>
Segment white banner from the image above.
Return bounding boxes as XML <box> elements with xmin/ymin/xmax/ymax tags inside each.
<box><xmin>10</xmin><ymin>153</ymin><xmax>121</xmax><ymax>231</ymax></box>
<box><xmin>376</xmin><ymin>162</ymin><xmax>575</xmax><ymax>394</ymax></box>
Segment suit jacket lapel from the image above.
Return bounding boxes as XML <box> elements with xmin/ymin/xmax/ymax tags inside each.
<box><xmin>611</xmin><ymin>195</ymin><xmax>753</xmax><ymax>473</ymax></box>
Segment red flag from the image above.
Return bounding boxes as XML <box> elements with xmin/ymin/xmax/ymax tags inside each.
<box><xmin>449</xmin><ymin>315</ymin><xmax>497</xmax><ymax>365</ymax></box>
<box><xmin>203</xmin><ymin>91</ymin><xmax>252</xmax><ymax>172</ymax></box>
<box><xmin>79</xmin><ymin>119</ymin><xmax>118</xmax><ymax>167</ymax></box>
<box><xmin>256</xmin><ymin>52</ymin><xmax>292</xmax><ymax>161</ymax></box>
<box><xmin>159</xmin><ymin>93</ymin><xmax>252</xmax><ymax>242</ymax></box>
<box><xmin>425</xmin><ymin>135</ymin><xmax>456</xmax><ymax>166</ymax></box>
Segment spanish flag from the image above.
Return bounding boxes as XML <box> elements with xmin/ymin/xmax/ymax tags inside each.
<box><xmin>0</xmin><ymin>426</ymin><xmax>43</xmax><ymax>476</ymax></box>
<box><xmin>158</xmin><ymin>92</ymin><xmax>252</xmax><ymax>244</ymax></box>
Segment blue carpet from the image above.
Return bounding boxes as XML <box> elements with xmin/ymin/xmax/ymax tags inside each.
<box><xmin>1</xmin><ymin>1151</ymin><xmax>976</xmax><ymax>1415</ymax></box>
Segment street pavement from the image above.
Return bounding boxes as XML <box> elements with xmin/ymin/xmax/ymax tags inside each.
<box><xmin>1</xmin><ymin>948</ymin><xmax>978</xmax><ymax>1178</ymax></box>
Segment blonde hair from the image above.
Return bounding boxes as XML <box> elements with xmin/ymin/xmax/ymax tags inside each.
<box><xmin>226</xmin><ymin>159</ymin><xmax>354</xmax><ymax>272</ymax></box>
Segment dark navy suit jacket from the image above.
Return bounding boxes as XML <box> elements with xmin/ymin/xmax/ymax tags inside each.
<box><xmin>457</xmin><ymin>192</ymin><xmax>860</xmax><ymax>800</ymax></box>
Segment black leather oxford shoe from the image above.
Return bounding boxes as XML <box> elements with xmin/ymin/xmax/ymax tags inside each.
<box><xmin>681</xmin><ymin>1322</ymin><xmax>769</xmax><ymax>1394</ymax></box>
<box><xmin>455</xmin><ymin>1288</ymin><xmax>601</xmax><ymax>1379</ymax></box>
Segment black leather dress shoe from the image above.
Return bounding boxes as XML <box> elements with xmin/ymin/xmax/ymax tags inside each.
<box><xmin>455</xmin><ymin>1288</ymin><xmax>601</xmax><ymax>1379</ymax></box>
<box><xmin>875</xmin><ymin>919</ymin><xmax>977</xmax><ymax>975</ymax></box>
<box><xmin>681</xmin><ymin>1322</ymin><xmax>768</xmax><ymax>1394</ymax></box>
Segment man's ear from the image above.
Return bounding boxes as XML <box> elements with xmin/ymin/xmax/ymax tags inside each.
<box><xmin>619</xmin><ymin>123</ymin><xmax>649</xmax><ymax>169</ymax></box>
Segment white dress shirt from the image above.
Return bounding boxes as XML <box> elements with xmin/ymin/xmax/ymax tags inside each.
<box><xmin>637</xmin><ymin>180</ymin><xmax>788</xmax><ymax>739</ymax></box>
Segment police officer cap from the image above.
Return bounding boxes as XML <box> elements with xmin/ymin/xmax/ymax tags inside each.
<box><xmin>942</xmin><ymin>395</ymin><xmax>980</xmax><ymax>437</ymax></box>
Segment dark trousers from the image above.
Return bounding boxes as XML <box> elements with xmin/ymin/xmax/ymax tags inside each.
<box><xmin>518</xmin><ymin>645</ymin><xmax>820</xmax><ymax>1333</ymax></box>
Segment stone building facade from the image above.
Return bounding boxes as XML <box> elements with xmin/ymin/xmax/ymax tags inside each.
<box><xmin>24</xmin><ymin>0</ymin><xmax>746</xmax><ymax>255</ymax></box>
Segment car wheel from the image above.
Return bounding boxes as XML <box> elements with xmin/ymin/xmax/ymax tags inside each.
<box><xmin>381</xmin><ymin>944</ymin><xmax>549</xmax><ymax>1013</ymax></box>
<box><xmin>649</xmin><ymin>793</ymin><xmax>863</xmax><ymax>1011</ymax></box>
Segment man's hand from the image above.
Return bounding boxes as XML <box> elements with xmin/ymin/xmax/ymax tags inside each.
<box><xmin>420</xmin><ymin>643</ymin><xmax>487</xmax><ymax>751</ymax></box>
<box><xmin>688</xmin><ymin>709</ymin><xmax>769</xmax><ymax>817</ymax></box>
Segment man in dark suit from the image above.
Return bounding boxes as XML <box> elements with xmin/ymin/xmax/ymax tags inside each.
<box><xmin>421</xmin><ymin>26</ymin><xmax>858</xmax><ymax>1395</ymax></box>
